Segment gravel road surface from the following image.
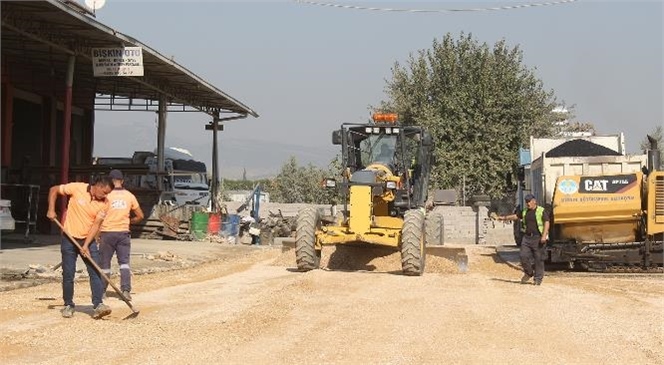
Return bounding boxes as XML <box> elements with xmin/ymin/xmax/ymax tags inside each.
<box><xmin>1</xmin><ymin>245</ymin><xmax>662</xmax><ymax>365</ymax></box>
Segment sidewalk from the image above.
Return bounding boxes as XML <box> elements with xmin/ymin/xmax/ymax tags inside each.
<box><xmin>0</xmin><ymin>232</ymin><xmax>277</xmax><ymax>291</ymax></box>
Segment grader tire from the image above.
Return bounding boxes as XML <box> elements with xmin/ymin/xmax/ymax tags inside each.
<box><xmin>425</xmin><ymin>211</ymin><xmax>445</xmax><ymax>246</ymax></box>
<box><xmin>295</xmin><ymin>207</ymin><xmax>321</xmax><ymax>271</ymax></box>
<box><xmin>401</xmin><ymin>209</ymin><xmax>426</xmax><ymax>276</ymax></box>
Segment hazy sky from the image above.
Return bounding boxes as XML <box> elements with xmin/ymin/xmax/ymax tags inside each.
<box><xmin>92</xmin><ymin>0</ymin><xmax>663</xmax><ymax>179</ymax></box>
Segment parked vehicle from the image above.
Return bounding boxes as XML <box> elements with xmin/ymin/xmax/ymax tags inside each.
<box><xmin>295</xmin><ymin>113</ymin><xmax>438</xmax><ymax>276</ymax></box>
<box><xmin>95</xmin><ymin>147</ymin><xmax>211</xmax><ymax>208</ymax></box>
<box><xmin>142</xmin><ymin>152</ymin><xmax>210</xmax><ymax>207</ymax></box>
<box><xmin>518</xmin><ymin>134</ymin><xmax>646</xmax><ymax>207</ymax></box>
<box><xmin>546</xmin><ymin>137</ymin><xmax>662</xmax><ymax>272</ymax></box>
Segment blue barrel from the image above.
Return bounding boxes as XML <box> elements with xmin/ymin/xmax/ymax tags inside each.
<box><xmin>222</xmin><ymin>214</ymin><xmax>241</xmax><ymax>237</ymax></box>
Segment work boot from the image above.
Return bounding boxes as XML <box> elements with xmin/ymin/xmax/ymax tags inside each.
<box><xmin>93</xmin><ymin>303</ymin><xmax>112</xmax><ymax>319</ymax></box>
<box><xmin>520</xmin><ymin>274</ymin><xmax>532</xmax><ymax>284</ymax></box>
<box><xmin>61</xmin><ymin>305</ymin><xmax>75</xmax><ymax>318</ymax></box>
<box><xmin>121</xmin><ymin>290</ymin><xmax>132</xmax><ymax>301</ymax></box>
<box><xmin>534</xmin><ymin>279</ymin><xmax>542</xmax><ymax>286</ymax></box>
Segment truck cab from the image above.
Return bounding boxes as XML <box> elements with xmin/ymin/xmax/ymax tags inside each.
<box><xmin>142</xmin><ymin>154</ymin><xmax>211</xmax><ymax>207</ymax></box>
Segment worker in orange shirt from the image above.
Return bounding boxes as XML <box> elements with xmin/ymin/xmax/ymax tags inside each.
<box><xmin>99</xmin><ymin>169</ymin><xmax>144</xmax><ymax>301</ymax></box>
<box><xmin>47</xmin><ymin>175</ymin><xmax>114</xmax><ymax>319</ymax></box>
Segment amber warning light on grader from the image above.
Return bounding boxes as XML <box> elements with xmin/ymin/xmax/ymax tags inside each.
<box><xmin>372</xmin><ymin>113</ymin><xmax>398</xmax><ymax>123</ymax></box>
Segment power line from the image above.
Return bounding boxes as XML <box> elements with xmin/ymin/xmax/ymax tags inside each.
<box><xmin>294</xmin><ymin>0</ymin><xmax>578</xmax><ymax>13</ymax></box>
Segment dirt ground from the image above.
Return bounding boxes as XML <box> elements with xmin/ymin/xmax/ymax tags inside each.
<box><xmin>1</xmin><ymin>245</ymin><xmax>662</xmax><ymax>365</ymax></box>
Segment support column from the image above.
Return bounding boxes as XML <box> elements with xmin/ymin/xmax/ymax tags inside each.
<box><xmin>49</xmin><ymin>97</ymin><xmax>57</xmax><ymax>165</ymax></box>
<box><xmin>85</xmin><ymin>109</ymin><xmax>95</xmax><ymax>164</ymax></box>
<box><xmin>156</xmin><ymin>94</ymin><xmax>167</xmax><ymax>191</ymax></box>
<box><xmin>59</xmin><ymin>55</ymin><xmax>75</xmax><ymax>217</ymax></box>
<box><xmin>211</xmin><ymin>115</ymin><xmax>220</xmax><ymax>212</ymax></box>
<box><xmin>1</xmin><ymin>82</ymin><xmax>13</xmax><ymax>167</ymax></box>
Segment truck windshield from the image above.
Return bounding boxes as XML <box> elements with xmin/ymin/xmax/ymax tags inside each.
<box><xmin>173</xmin><ymin>173</ymin><xmax>208</xmax><ymax>186</ymax></box>
<box><xmin>360</xmin><ymin>135</ymin><xmax>398</xmax><ymax>166</ymax></box>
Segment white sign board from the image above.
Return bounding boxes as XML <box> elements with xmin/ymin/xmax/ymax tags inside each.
<box><xmin>91</xmin><ymin>47</ymin><xmax>144</xmax><ymax>77</ymax></box>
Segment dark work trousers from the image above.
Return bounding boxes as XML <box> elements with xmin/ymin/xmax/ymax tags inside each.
<box><xmin>520</xmin><ymin>234</ymin><xmax>545</xmax><ymax>281</ymax></box>
<box><xmin>60</xmin><ymin>237</ymin><xmax>104</xmax><ymax>308</ymax></box>
<box><xmin>99</xmin><ymin>232</ymin><xmax>132</xmax><ymax>292</ymax></box>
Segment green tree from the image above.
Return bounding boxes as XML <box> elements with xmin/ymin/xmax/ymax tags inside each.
<box><xmin>221</xmin><ymin>178</ymin><xmax>254</xmax><ymax>191</ymax></box>
<box><xmin>640</xmin><ymin>125</ymin><xmax>663</xmax><ymax>168</ymax></box>
<box><xmin>268</xmin><ymin>156</ymin><xmax>335</xmax><ymax>204</ymax></box>
<box><xmin>380</xmin><ymin>32</ymin><xmax>558</xmax><ymax>198</ymax></box>
<box><xmin>551</xmin><ymin>104</ymin><xmax>596</xmax><ymax>136</ymax></box>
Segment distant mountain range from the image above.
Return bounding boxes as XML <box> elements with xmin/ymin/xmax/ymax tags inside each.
<box><xmin>215</xmin><ymin>137</ymin><xmax>338</xmax><ymax>179</ymax></box>
<box><xmin>94</xmin><ymin>118</ymin><xmax>339</xmax><ymax>180</ymax></box>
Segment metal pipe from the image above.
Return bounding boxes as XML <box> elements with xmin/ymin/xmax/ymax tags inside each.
<box><xmin>2</xmin><ymin>82</ymin><xmax>14</xmax><ymax>166</ymax></box>
<box><xmin>211</xmin><ymin>115</ymin><xmax>219</xmax><ymax>212</ymax></box>
<box><xmin>157</xmin><ymin>94</ymin><xmax>167</xmax><ymax>191</ymax></box>
<box><xmin>647</xmin><ymin>135</ymin><xmax>660</xmax><ymax>172</ymax></box>
<box><xmin>584</xmin><ymin>242</ymin><xmax>644</xmax><ymax>251</ymax></box>
<box><xmin>209</xmin><ymin>114</ymin><xmax>246</xmax><ymax>212</ymax></box>
<box><xmin>59</xmin><ymin>55</ymin><xmax>75</xmax><ymax>218</ymax></box>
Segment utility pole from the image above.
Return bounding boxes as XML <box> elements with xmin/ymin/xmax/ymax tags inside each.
<box><xmin>205</xmin><ymin>114</ymin><xmax>248</xmax><ymax>212</ymax></box>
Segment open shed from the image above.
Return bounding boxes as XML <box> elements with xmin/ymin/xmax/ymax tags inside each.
<box><xmin>1</xmin><ymin>0</ymin><xmax>258</xmax><ymax>234</ymax></box>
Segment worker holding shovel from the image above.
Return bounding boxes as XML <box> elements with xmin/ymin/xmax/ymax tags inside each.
<box><xmin>47</xmin><ymin>175</ymin><xmax>114</xmax><ymax>319</ymax></box>
<box><xmin>99</xmin><ymin>169</ymin><xmax>144</xmax><ymax>301</ymax></box>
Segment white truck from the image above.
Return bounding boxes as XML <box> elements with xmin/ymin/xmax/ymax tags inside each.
<box><xmin>95</xmin><ymin>147</ymin><xmax>211</xmax><ymax>208</ymax></box>
<box><xmin>140</xmin><ymin>147</ymin><xmax>211</xmax><ymax>208</ymax></box>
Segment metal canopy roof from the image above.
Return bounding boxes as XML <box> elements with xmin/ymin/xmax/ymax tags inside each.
<box><xmin>1</xmin><ymin>0</ymin><xmax>258</xmax><ymax>118</ymax></box>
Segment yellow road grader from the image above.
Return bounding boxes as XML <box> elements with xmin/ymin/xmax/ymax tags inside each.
<box><xmin>295</xmin><ymin>113</ymin><xmax>447</xmax><ymax>275</ymax></box>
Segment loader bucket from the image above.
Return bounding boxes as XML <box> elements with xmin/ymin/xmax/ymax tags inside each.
<box><xmin>426</xmin><ymin>245</ymin><xmax>468</xmax><ymax>273</ymax></box>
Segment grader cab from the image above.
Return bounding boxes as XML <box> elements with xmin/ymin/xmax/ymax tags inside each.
<box><xmin>295</xmin><ymin>113</ymin><xmax>444</xmax><ymax>275</ymax></box>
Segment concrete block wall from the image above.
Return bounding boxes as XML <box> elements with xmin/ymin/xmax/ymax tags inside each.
<box><xmin>433</xmin><ymin>206</ymin><xmax>514</xmax><ymax>245</ymax></box>
<box><xmin>220</xmin><ymin>201</ymin><xmax>516</xmax><ymax>246</ymax></box>
<box><xmin>483</xmin><ymin>215</ymin><xmax>518</xmax><ymax>246</ymax></box>
<box><xmin>222</xmin><ymin>201</ymin><xmax>332</xmax><ymax>219</ymax></box>
<box><xmin>431</xmin><ymin>206</ymin><xmax>478</xmax><ymax>245</ymax></box>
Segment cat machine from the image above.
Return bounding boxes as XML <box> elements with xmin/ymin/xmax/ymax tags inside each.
<box><xmin>548</xmin><ymin>136</ymin><xmax>663</xmax><ymax>272</ymax></box>
<box><xmin>295</xmin><ymin>113</ymin><xmax>444</xmax><ymax>275</ymax></box>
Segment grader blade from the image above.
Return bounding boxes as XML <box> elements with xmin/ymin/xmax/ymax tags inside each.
<box><xmin>281</xmin><ymin>239</ymin><xmax>296</xmax><ymax>252</ymax></box>
<box><xmin>426</xmin><ymin>245</ymin><xmax>468</xmax><ymax>273</ymax></box>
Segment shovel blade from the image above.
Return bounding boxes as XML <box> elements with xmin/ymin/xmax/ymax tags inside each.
<box><xmin>122</xmin><ymin>309</ymin><xmax>140</xmax><ymax>320</ymax></box>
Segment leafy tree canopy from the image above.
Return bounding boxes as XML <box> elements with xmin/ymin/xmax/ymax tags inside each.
<box><xmin>267</xmin><ymin>156</ymin><xmax>337</xmax><ymax>204</ymax></box>
<box><xmin>379</xmin><ymin>32</ymin><xmax>558</xmax><ymax>198</ymax></box>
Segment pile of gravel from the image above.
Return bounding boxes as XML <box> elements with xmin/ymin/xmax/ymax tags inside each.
<box><xmin>545</xmin><ymin>139</ymin><xmax>621</xmax><ymax>158</ymax></box>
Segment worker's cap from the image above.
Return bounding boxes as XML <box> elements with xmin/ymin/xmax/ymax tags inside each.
<box><xmin>524</xmin><ymin>194</ymin><xmax>536</xmax><ymax>202</ymax></box>
<box><xmin>108</xmin><ymin>169</ymin><xmax>124</xmax><ymax>180</ymax></box>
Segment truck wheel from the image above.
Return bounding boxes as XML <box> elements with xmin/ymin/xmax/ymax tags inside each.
<box><xmin>425</xmin><ymin>210</ymin><xmax>445</xmax><ymax>246</ymax></box>
<box><xmin>295</xmin><ymin>207</ymin><xmax>321</xmax><ymax>271</ymax></box>
<box><xmin>401</xmin><ymin>209</ymin><xmax>426</xmax><ymax>276</ymax></box>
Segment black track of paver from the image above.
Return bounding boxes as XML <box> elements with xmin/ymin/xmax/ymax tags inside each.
<box><xmin>545</xmin><ymin>139</ymin><xmax>621</xmax><ymax>158</ymax></box>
